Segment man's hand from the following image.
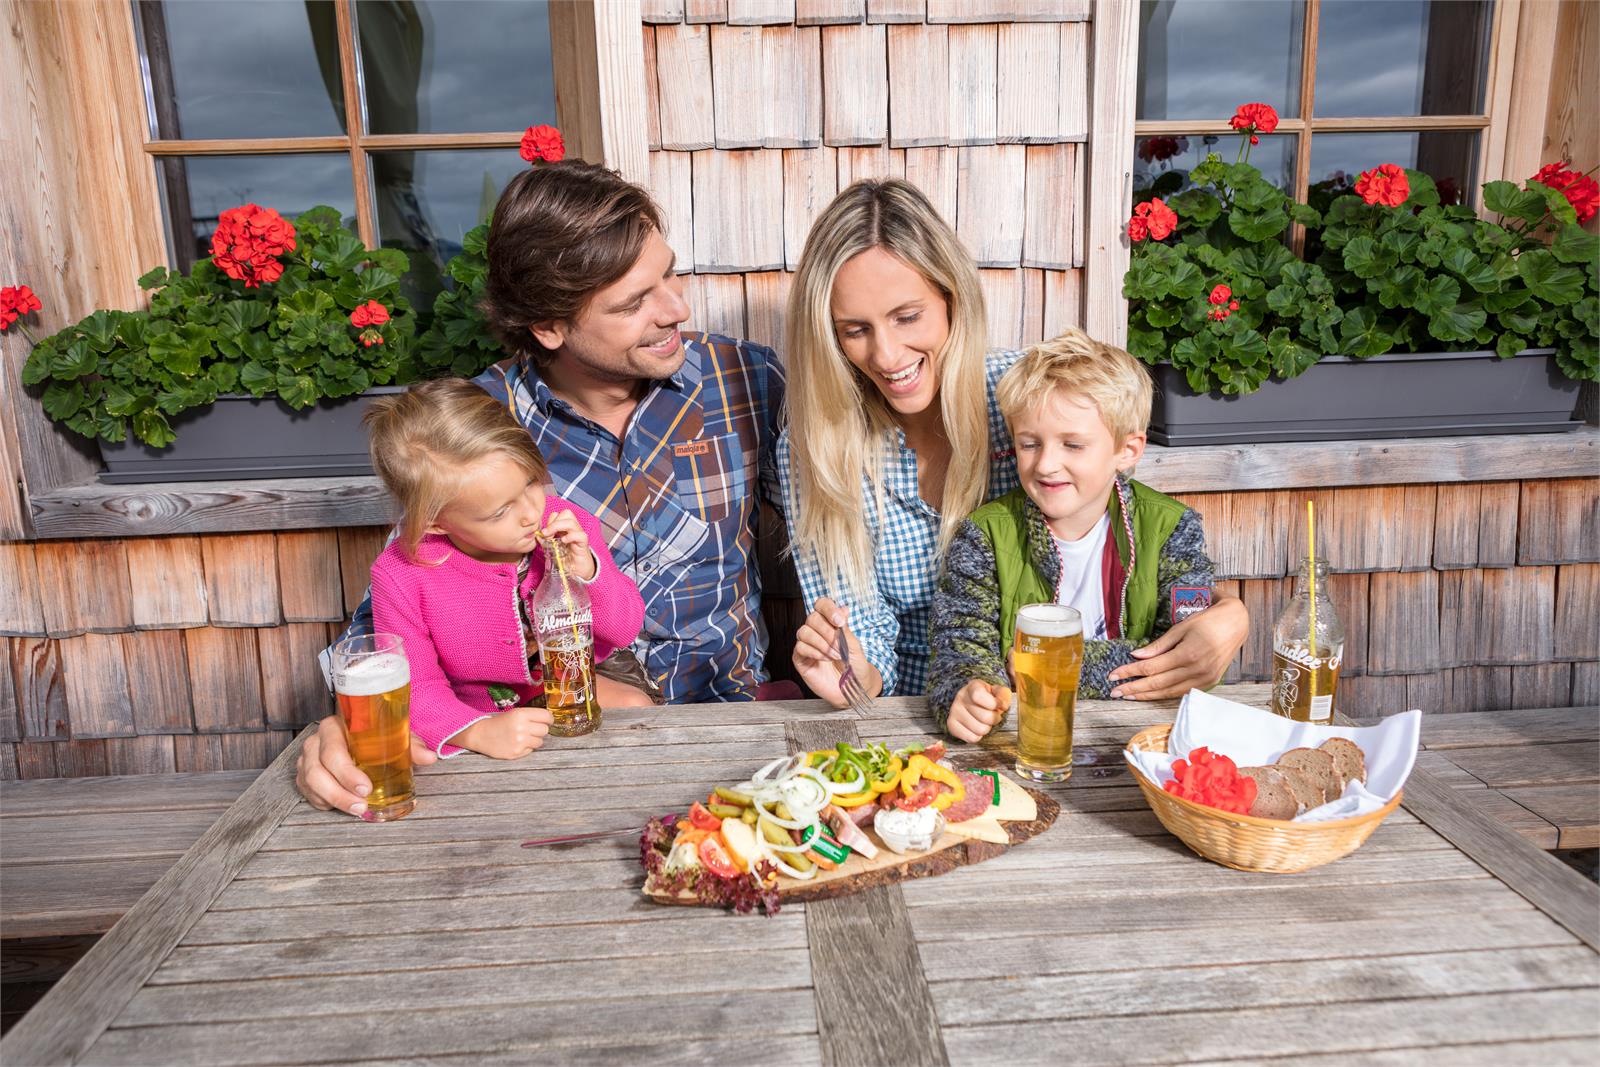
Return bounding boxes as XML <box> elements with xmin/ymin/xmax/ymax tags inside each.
<box><xmin>455</xmin><ymin>707</ymin><xmax>555</xmax><ymax>760</ymax></box>
<box><xmin>792</xmin><ymin>598</ymin><xmax>883</xmax><ymax>710</ymax></box>
<box><xmin>947</xmin><ymin>679</ymin><xmax>1013</xmax><ymax>743</ymax></box>
<box><xmin>1108</xmin><ymin>595</ymin><xmax>1249</xmax><ymax>700</ymax></box>
<box><xmin>296</xmin><ymin>716</ymin><xmax>438</xmax><ymax>818</ymax></box>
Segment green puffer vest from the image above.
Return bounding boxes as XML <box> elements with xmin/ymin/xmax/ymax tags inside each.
<box><xmin>968</xmin><ymin>479</ymin><xmax>1190</xmax><ymax>662</ymax></box>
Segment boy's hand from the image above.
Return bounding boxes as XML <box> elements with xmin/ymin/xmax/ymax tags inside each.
<box><xmin>792</xmin><ymin>598</ymin><xmax>883</xmax><ymax>710</ymax></box>
<box><xmin>456</xmin><ymin>706</ymin><xmax>554</xmax><ymax>759</ymax></box>
<box><xmin>947</xmin><ymin>679</ymin><xmax>1013</xmax><ymax>743</ymax></box>
<box><xmin>541</xmin><ymin>509</ymin><xmax>596</xmax><ymax>580</ymax></box>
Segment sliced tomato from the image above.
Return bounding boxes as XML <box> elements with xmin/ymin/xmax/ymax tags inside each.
<box><xmin>697</xmin><ymin>835</ymin><xmax>739</xmax><ymax>879</ymax></box>
<box><xmin>687</xmin><ymin>801</ymin><xmax>722</xmax><ymax>831</ymax></box>
<box><xmin>894</xmin><ymin>782</ymin><xmax>939</xmax><ymax>811</ymax></box>
<box><xmin>922</xmin><ymin>741</ymin><xmax>947</xmax><ymax>762</ymax></box>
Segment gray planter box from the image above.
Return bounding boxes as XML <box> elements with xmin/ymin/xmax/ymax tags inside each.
<box><xmin>98</xmin><ymin>387</ymin><xmax>404</xmax><ymax>483</ymax></box>
<box><xmin>1148</xmin><ymin>348</ymin><xmax>1580</xmax><ymax>447</ymax></box>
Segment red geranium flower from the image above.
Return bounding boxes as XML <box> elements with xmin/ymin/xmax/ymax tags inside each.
<box><xmin>1530</xmin><ymin>161</ymin><xmax>1599</xmax><ymax>224</ymax></box>
<box><xmin>1208</xmin><ymin>284</ymin><xmax>1232</xmax><ymax>306</ymax></box>
<box><xmin>350</xmin><ymin>300</ymin><xmax>390</xmax><ymax>329</ymax></box>
<box><xmin>0</xmin><ymin>284</ymin><xmax>42</xmax><ymax>331</ymax></box>
<box><xmin>210</xmin><ymin>204</ymin><xmax>297</xmax><ymax>288</ymax></box>
<box><xmin>1127</xmin><ymin>198</ymin><xmax>1177</xmax><ymax>243</ymax></box>
<box><xmin>1138</xmin><ymin>136</ymin><xmax>1186</xmax><ymax>164</ymax></box>
<box><xmin>1230</xmin><ymin>102</ymin><xmax>1279</xmax><ymax>145</ymax></box>
<box><xmin>1355</xmin><ymin>164</ymin><xmax>1409</xmax><ymax>208</ymax></box>
<box><xmin>520</xmin><ymin>124</ymin><xmax>565</xmax><ymax>164</ymax></box>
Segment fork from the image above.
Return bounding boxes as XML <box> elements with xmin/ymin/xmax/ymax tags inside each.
<box><xmin>834</xmin><ymin>623</ymin><xmax>877</xmax><ymax>714</ymax></box>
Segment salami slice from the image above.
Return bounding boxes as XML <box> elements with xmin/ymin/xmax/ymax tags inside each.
<box><xmin>942</xmin><ymin>770</ymin><xmax>994</xmax><ymax>823</ymax></box>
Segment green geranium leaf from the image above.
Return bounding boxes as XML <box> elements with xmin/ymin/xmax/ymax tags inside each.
<box><xmin>1342</xmin><ymin>235</ymin><xmax>1396</xmax><ymax>280</ymax></box>
<box><xmin>1127</xmin><ymin>324</ymin><xmax>1165</xmax><ymax>363</ymax></box>
<box><xmin>1287</xmin><ymin>202</ymin><xmax>1322</xmax><ymax>228</ymax></box>
<box><xmin>79</xmin><ymin>310</ymin><xmax>120</xmax><ymax>352</ymax></box>
<box><xmin>1166</xmin><ymin>260</ymin><xmax>1206</xmax><ymax>300</ymax></box>
<box><xmin>1500</xmin><ymin>306</ymin><xmax>1542</xmax><ymax>336</ymax></box>
<box><xmin>371</xmin><ymin>248</ymin><xmax>411</xmax><ymax>274</ymax></box>
<box><xmin>101</xmin><ymin>381</ymin><xmax>137</xmax><ymax>416</ymax></box>
<box><xmin>1443</xmin><ymin>247</ymin><xmax>1499</xmax><ymax>293</ymax></box>
<box><xmin>1401</xmin><ymin>169</ymin><xmax>1439</xmax><ymax>209</ymax></box>
<box><xmin>41</xmin><ymin>381</ymin><xmax>85</xmax><ymax>421</ymax></box>
<box><xmin>277</xmin><ymin>371</ymin><xmax>318</xmax><ymax>409</ymax></box>
<box><xmin>1518</xmin><ymin>249</ymin><xmax>1585</xmax><ymax>305</ymax></box>
<box><xmin>1144</xmin><ymin>303</ymin><xmax>1181</xmax><ymax>328</ymax></box>
<box><xmin>1412</xmin><ymin>275</ymin><xmax>1460</xmax><ymax>317</ymax></box>
<box><xmin>1338</xmin><ymin>306</ymin><xmax>1397</xmax><ymax>358</ymax></box>
<box><xmin>138</xmin><ymin>266</ymin><xmax>170</xmax><ymax>290</ymax></box>
<box><xmin>1482</xmin><ymin>180</ymin><xmax>1549</xmax><ymax>224</ymax></box>
<box><xmin>1551</xmin><ymin>222</ymin><xmax>1599</xmax><ymax>267</ymax></box>
<box><xmin>1266</xmin><ymin>327</ymin><xmax>1321</xmax><ymax>379</ymax></box>
<box><xmin>462</xmin><ymin>224</ymin><xmax>490</xmax><ymax>257</ymax></box>
<box><xmin>131</xmin><ymin>409</ymin><xmax>176</xmax><ymax>449</ymax></box>
<box><xmin>50</xmin><ymin>339</ymin><xmax>99</xmax><ymax>381</ymax></box>
<box><xmin>358</xmin><ymin>267</ymin><xmax>401</xmax><ymax>299</ymax></box>
<box><xmin>1429</xmin><ymin>301</ymin><xmax>1488</xmax><ymax>343</ymax></box>
<box><xmin>1168</xmin><ymin>189</ymin><xmax>1222</xmax><ymax>227</ymax></box>
<box><xmin>1229</xmin><ymin>206</ymin><xmax>1289</xmax><ymax>243</ymax></box>
<box><xmin>1495</xmin><ymin>332</ymin><xmax>1529</xmax><ymax>360</ymax></box>
<box><xmin>239</xmin><ymin>361</ymin><xmax>275</xmax><ymax>395</ymax></box>
<box><xmin>218</xmin><ymin>301</ymin><xmax>270</xmax><ymax>335</ymax></box>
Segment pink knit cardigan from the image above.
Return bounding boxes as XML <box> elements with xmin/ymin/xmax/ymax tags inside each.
<box><xmin>369</xmin><ymin>497</ymin><xmax>645</xmax><ymax>756</ymax></box>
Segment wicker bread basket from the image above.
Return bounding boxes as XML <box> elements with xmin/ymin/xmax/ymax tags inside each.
<box><xmin>1126</xmin><ymin>723</ymin><xmax>1403</xmax><ymax>874</ymax></box>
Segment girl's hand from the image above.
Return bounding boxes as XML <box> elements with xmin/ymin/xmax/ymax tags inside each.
<box><xmin>791</xmin><ymin>598</ymin><xmax>883</xmax><ymax>710</ymax></box>
<box><xmin>456</xmin><ymin>706</ymin><xmax>554</xmax><ymax>759</ymax></box>
<box><xmin>947</xmin><ymin>679</ymin><xmax>1012</xmax><ymax>743</ymax></box>
<box><xmin>1108</xmin><ymin>594</ymin><xmax>1249</xmax><ymax>699</ymax></box>
<box><xmin>541</xmin><ymin>509</ymin><xmax>596</xmax><ymax>580</ymax></box>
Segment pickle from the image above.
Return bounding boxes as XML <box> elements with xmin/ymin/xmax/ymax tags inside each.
<box><xmin>758</xmin><ymin>816</ymin><xmax>812</xmax><ymax>872</ymax></box>
<box><xmin>740</xmin><ymin>807</ymin><xmax>758</xmax><ymax>826</ymax></box>
<box><xmin>775</xmin><ymin>801</ymin><xmax>793</xmax><ymax>820</ymax></box>
<box><xmin>713</xmin><ymin>786</ymin><xmax>752</xmax><ymax>806</ymax></box>
<box><xmin>707</xmin><ymin>803</ymin><xmax>743</xmax><ymax>819</ymax></box>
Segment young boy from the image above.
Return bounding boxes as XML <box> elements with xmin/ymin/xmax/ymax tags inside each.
<box><xmin>928</xmin><ymin>330</ymin><xmax>1218</xmax><ymax>742</ymax></box>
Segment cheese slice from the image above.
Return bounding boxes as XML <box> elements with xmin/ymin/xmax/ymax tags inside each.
<box><xmin>944</xmin><ymin>816</ymin><xmax>1009</xmax><ymax>844</ymax></box>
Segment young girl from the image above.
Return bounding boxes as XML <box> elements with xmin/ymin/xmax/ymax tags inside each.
<box><xmin>364</xmin><ymin>378</ymin><xmax>646</xmax><ymax>759</ymax></box>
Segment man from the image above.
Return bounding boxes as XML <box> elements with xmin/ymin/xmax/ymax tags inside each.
<box><xmin>298</xmin><ymin>161</ymin><xmax>786</xmax><ymax>815</ymax></box>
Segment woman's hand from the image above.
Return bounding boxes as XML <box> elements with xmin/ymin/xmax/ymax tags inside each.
<box><xmin>1107</xmin><ymin>594</ymin><xmax>1249</xmax><ymax>700</ymax></box>
<box><xmin>792</xmin><ymin>597</ymin><xmax>884</xmax><ymax>709</ymax></box>
<box><xmin>542</xmin><ymin>509</ymin><xmax>596</xmax><ymax>580</ymax></box>
<box><xmin>295</xmin><ymin>716</ymin><xmax>438</xmax><ymax>818</ymax></box>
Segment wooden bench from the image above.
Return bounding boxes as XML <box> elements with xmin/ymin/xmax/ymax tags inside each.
<box><xmin>0</xmin><ymin>770</ymin><xmax>256</xmax><ymax>940</ymax></box>
<box><xmin>1358</xmin><ymin>705</ymin><xmax>1599</xmax><ymax>851</ymax></box>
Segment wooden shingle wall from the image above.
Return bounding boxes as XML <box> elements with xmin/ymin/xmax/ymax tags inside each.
<box><xmin>643</xmin><ymin>0</ymin><xmax>1089</xmax><ymax>348</ymax></box>
<box><xmin>0</xmin><ymin>529</ymin><xmax>385</xmax><ymax>779</ymax></box>
<box><xmin>1173</xmin><ymin>478</ymin><xmax>1600</xmax><ymax>719</ymax></box>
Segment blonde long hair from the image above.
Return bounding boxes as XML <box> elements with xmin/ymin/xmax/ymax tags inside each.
<box><xmin>784</xmin><ymin>179</ymin><xmax>990</xmax><ymax>600</ymax></box>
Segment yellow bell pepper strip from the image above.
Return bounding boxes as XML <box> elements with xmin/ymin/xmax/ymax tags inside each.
<box><xmin>899</xmin><ymin>753</ymin><xmax>965</xmax><ymax>810</ymax></box>
<box><xmin>830</xmin><ymin>789</ymin><xmax>878</xmax><ymax>808</ymax></box>
<box><xmin>869</xmin><ymin>756</ymin><xmax>903</xmax><ymax>794</ymax></box>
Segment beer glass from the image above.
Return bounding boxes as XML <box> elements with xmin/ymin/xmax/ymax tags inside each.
<box><xmin>331</xmin><ymin>633</ymin><xmax>416</xmax><ymax>821</ymax></box>
<box><xmin>1012</xmin><ymin>603</ymin><xmax>1084</xmax><ymax>783</ymax></box>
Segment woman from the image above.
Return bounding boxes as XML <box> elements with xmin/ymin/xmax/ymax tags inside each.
<box><xmin>780</xmin><ymin>180</ymin><xmax>1247</xmax><ymax>707</ymax></box>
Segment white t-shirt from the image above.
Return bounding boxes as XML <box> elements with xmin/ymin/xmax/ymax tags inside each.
<box><xmin>1052</xmin><ymin>513</ymin><xmax>1110</xmax><ymax>640</ymax></box>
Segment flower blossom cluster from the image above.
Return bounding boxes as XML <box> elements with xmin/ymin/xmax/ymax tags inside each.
<box><xmin>350</xmin><ymin>300</ymin><xmax>390</xmax><ymax>347</ymax></box>
<box><xmin>1128</xmin><ymin>198</ymin><xmax>1178</xmax><ymax>243</ymax></box>
<box><xmin>1530</xmin><ymin>161</ymin><xmax>1598</xmax><ymax>224</ymax></box>
<box><xmin>211</xmin><ymin>204</ymin><xmax>297</xmax><ymax>288</ymax></box>
<box><xmin>1</xmin><ymin>284</ymin><xmax>42</xmax><ymax>331</ymax></box>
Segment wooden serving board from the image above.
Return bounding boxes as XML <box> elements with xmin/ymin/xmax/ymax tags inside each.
<box><xmin>643</xmin><ymin>783</ymin><xmax>1059</xmax><ymax>906</ymax></box>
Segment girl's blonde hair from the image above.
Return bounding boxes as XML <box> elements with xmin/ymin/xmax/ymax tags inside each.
<box><xmin>997</xmin><ymin>329</ymin><xmax>1154</xmax><ymax>442</ymax></box>
<box><xmin>364</xmin><ymin>378</ymin><xmax>549</xmax><ymax>560</ymax></box>
<box><xmin>784</xmin><ymin>179</ymin><xmax>990</xmax><ymax>599</ymax></box>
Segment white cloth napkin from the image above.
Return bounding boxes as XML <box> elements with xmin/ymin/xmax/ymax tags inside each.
<box><xmin>1123</xmin><ymin>689</ymin><xmax>1421</xmax><ymax>822</ymax></box>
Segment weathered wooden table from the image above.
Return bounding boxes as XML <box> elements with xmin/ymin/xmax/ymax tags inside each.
<box><xmin>6</xmin><ymin>684</ymin><xmax>1598</xmax><ymax>1065</ymax></box>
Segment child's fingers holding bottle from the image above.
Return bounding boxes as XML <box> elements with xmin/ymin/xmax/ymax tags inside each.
<box><xmin>503</xmin><ymin>706</ymin><xmax>554</xmax><ymax>757</ymax></box>
<box><xmin>541</xmin><ymin>509</ymin><xmax>596</xmax><ymax>580</ymax></box>
<box><xmin>948</xmin><ymin>678</ymin><xmax>1007</xmax><ymax>743</ymax></box>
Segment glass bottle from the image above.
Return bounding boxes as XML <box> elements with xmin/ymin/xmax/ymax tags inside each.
<box><xmin>531</xmin><ymin>556</ymin><xmax>600</xmax><ymax>737</ymax></box>
<box><xmin>1270</xmin><ymin>558</ymin><xmax>1345</xmax><ymax>725</ymax></box>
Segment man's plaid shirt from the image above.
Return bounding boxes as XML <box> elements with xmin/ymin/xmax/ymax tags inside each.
<box><xmin>349</xmin><ymin>332</ymin><xmax>786</xmax><ymax>704</ymax></box>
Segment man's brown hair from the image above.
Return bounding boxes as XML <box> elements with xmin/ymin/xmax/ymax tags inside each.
<box><xmin>480</xmin><ymin>161</ymin><xmax>664</xmax><ymax>364</ymax></box>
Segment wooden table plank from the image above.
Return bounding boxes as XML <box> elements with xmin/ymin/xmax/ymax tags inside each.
<box><xmin>1503</xmin><ymin>783</ymin><xmax>1600</xmax><ymax>849</ymax></box>
<box><xmin>0</xmin><ymin>727</ymin><xmax>314</xmax><ymax>1067</ymax></box>
<box><xmin>1441</xmin><ymin>740</ymin><xmax>1599</xmax><ymax>789</ymax></box>
<box><xmin>0</xmin><ymin>857</ymin><xmax>184</xmax><ymax>939</ymax></box>
<box><xmin>0</xmin><ymin>771</ymin><xmax>257</xmax><ymax>817</ymax></box>
<box><xmin>786</xmin><ymin>717</ymin><xmax>949</xmax><ymax>1067</ymax></box>
<box><xmin>1355</xmin><ymin>705</ymin><xmax>1600</xmax><ymax>749</ymax></box>
<box><xmin>1197</xmin><ymin>1039</ymin><xmax>1600</xmax><ymax>1067</ymax></box>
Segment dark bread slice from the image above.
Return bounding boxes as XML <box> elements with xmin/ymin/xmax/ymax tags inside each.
<box><xmin>1319</xmin><ymin>737</ymin><xmax>1367</xmax><ymax>786</ymax></box>
<box><xmin>1274</xmin><ymin>763</ymin><xmax>1325</xmax><ymax>811</ymax></box>
<box><xmin>1240</xmin><ymin>766</ymin><xmax>1300</xmax><ymax>820</ymax></box>
<box><xmin>1276</xmin><ymin>747</ymin><xmax>1342</xmax><ymax>804</ymax></box>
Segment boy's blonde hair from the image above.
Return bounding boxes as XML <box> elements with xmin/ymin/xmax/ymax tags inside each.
<box><xmin>364</xmin><ymin>378</ymin><xmax>549</xmax><ymax>560</ymax></box>
<box><xmin>996</xmin><ymin>329</ymin><xmax>1153</xmax><ymax>443</ymax></box>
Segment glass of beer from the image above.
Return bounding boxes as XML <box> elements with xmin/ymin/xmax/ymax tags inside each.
<box><xmin>1012</xmin><ymin>603</ymin><xmax>1084</xmax><ymax>783</ymax></box>
<box><xmin>331</xmin><ymin>633</ymin><xmax>415</xmax><ymax>822</ymax></box>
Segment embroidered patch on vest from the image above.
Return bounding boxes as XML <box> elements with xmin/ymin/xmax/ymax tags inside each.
<box><xmin>1171</xmin><ymin>586</ymin><xmax>1212</xmax><ymax>621</ymax></box>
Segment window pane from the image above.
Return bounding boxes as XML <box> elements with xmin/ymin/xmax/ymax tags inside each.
<box><xmin>1138</xmin><ymin>1</ymin><xmax>1305</xmax><ymax>120</ymax></box>
<box><xmin>1308</xmin><ymin>131</ymin><xmax>1480</xmax><ymax>212</ymax></box>
<box><xmin>138</xmin><ymin>0</ymin><xmax>345</xmax><ymax>140</ymax></box>
<box><xmin>160</xmin><ymin>154</ymin><xmax>357</xmax><ymax>272</ymax></box>
<box><xmin>371</xmin><ymin>149</ymin><xmax>526</xmax><ymax>315</ymax></box>
<box><xmin>1134</xmin><ymin>133</ymin><xmax>1298</xmax><ymax>201</ymax></box>
<box><xmin>357</xmin><ymin>1</ymin><xmax>557</xmax><ymax>135</ymax></box>
<box><xmin>1315</xmin><ymin>1</ymin><xmax>1492</xmax><ymax>117</ymax></box>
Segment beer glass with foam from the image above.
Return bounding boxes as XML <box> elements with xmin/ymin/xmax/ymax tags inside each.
<box><xmin>331</xmin><ymin>633</ymin><xmax>416</xmax><ymax>821</ymax></box>
<box><xmin>1012</xmin><ymin>603</ymin><xmax>1084</xmax><ymax>783</ymax></box>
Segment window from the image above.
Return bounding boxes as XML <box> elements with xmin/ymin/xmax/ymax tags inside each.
<box><xmin>1134</xmin><ymin>0</ymin><xmax>1495</xmax><ymax>213</ymax></box>
<box><xmin>133</xmin><ymin>0</ymin><xmax>559</xmax><ymax>314</ymax></box>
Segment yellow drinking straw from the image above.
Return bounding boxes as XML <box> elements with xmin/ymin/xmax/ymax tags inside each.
<box><xmin>1307</xmin><ymin>499</ymin><xmax>1319</xmax><ymax>702</ymax></box>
